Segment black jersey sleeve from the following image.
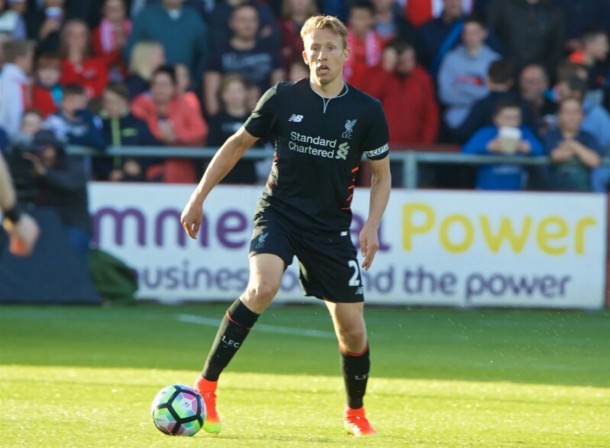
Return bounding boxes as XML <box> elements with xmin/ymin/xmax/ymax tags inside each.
<box><xmin>244</xmin><ymin>84</ymin><xmax>278</xmax><ymax>140</ymax></box>
<box><xmin>361</xmin><ymin>101</ymin><xmax>390</xmax><ymax>160</ymax></box>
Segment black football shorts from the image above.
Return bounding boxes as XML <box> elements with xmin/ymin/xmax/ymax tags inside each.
<box><xmin>248</xmin><ymin>208</ymin><xmax>364</xmax><ymax>303</ymax></box>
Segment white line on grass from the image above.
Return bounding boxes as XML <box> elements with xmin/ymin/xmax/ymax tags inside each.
<box><xmin>176</xmin><ymin>314</ymin><xmax>337</xmax><ymax>339</ymax></box>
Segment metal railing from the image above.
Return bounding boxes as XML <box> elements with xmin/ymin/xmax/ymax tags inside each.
<box><xmin>66</xmin><ymin>145</ymin><xmax>604</xmax><ymax>190</ymax></box>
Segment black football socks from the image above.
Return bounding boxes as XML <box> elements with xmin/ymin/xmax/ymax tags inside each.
<box><xmin>202</xmin><ymin>299</ymin><xmax>260</xmax><ymax>381</ymax></box>
<box><xmin>340</xmin><ymin>343</ymin><xmax>371</xmax><ymax>410</ymax></box>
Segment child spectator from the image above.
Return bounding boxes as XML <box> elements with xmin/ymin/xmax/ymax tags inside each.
<box><xmin>92</xmin><ymin>0</ymin><xmax>131</xmax><ymax>82</ymax></box>
<box><xmin>368</xmin><ymin>41</ymin><xmax>439</xmax><ymax>146</ymax></box>
<box><xmin>0</xmin><ymin>39</ymin><xmax>34</xmax><ymax>137</ymax></box>
<box><xmin>30</xmin><ymin>52</ymin><xmax>62</xmax><ymax>117</ymax></box>
<box><xmin>568</xmin><ymin>27</ymin><xmax>609</xmax><ymax>106</ymax></box>
<box><xmin>415</xmin><ymin>0</ymin><xmax>502</xmax><ymax>74</ymax></box>
<box><xmin>131</xmin><ymin>65</ymin><xmax>208</xmax><ymax>183</ymax></box>
<box><xmin>438</xmin><ymin>16</ymin><xmax>500</xmax><ymax>132</ymax></box>
<box><xmin>59</xmin><ymin>19</ymin><xmax>116</xmax><ymax>99</ymax></box>
<box><xmin>205</xmin><ymin>4</ymin><xmax>283</xmax><ymax>116</ymax></box>
<box><xmin>175</xmin><ymin>63</ymin><xmax>200</xmax><ymax>111</ymax></box>
<box><xmin>288</xmin><ymin>58</ymin><xmax>309</xmax><ymax>81</ymax></box>
<box><xmin>96</xmin><ymin>81</ymin><xmax>160</xmax><ymax>182</ymax></box>
<box><xmin>45</xmin><ymin>83</ymin><xmax>107</xmax><ymax>151</ymax></box>
<box><xmin>277</xmin><ymin>0</ymin><xmax>318</xmax><ymax>71</ymax></box>
<box><xmin>344</xmin><ymin>1</ymin><xmax>383</xmax><ymax>92</ymax></box>
<box><xmin>125</xmin><ymin>40</ymin><xmax>165</xmax><ymax>100</ymax></box>
<box><xmin>544</xmin><ymin>98</ymin><xmax>601</xmax><ymax>192</ymax></box>
<box><xmin>207</xmin><ymin>74</ymin><xmax>259</xmax><ymax>184</ymax></box>
<box><xmin>0</xmin><ymin>0</ymin><xmax>27</xmax><ymax>39</ymax></box>
<box><xmin>462</xmin><ymin>98</ymin><xmax>543</xmax><ymax>191</ymax></box>
<box><xmin>556</xmin><ymin>76</ymin><xmax>610</xmax><ymax>150</ymax></box>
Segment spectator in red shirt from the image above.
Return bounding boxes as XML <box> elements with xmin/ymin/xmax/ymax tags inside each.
<box><xmin>131</xmin><ymin>65</ymin><xmax>208</xmax><ymax>183</ymax></box>
<box><xmin>59</xmin><ymin>19</ymin><xmax>116</xmax><ymax>99</ymax></box>
<box><xmin>30</xmin><ymin>53</ymin><xmax>63</xmax><ymax>118</ymax></box>
<box><xmin>369</xmin><ymin>41</ymin><xmax>439</xmax><ymax>145</ymax></box>
<box><xmin>344</xmin><ymin>1</ymin><xmax>384</xmax><ymax>93</ymax></box>
<box><xmin>277</xmin><ymin>0</ymin><xmax>318</xmax><ymax>71</ymax></box>
<box><xmin>92</xmin><ymin>0</ymin><xmax>132</xmax><ymax>82</ymax></box>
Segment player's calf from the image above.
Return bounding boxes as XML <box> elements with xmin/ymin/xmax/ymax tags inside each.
<box><xmin>201</xmin><ymin>299</ymin><xmax>260</xmax><ymax>382</ymax></box>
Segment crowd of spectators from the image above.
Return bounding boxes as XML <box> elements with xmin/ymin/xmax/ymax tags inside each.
<box><xmin>0</xmin><ymin>0</ymin><xmax>610</xmax><ymax>197</ymax></box>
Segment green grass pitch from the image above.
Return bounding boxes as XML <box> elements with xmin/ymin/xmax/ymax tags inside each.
<box><xmin>1</xmin><ymin>304</ymin><xmax>609</xmax><ymax>447</ymax></box>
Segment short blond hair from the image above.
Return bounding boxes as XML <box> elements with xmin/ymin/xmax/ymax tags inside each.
<box><xmin>300</xmin><ymin>15</ymin><xmax>348</xmax><ymax>50</ymax></box>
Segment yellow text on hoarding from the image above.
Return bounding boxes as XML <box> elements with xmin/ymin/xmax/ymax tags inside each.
<box><xmin>402</xmin><ymin>203</ymin><xmax>597</xmax><ymax>255</ymax></box>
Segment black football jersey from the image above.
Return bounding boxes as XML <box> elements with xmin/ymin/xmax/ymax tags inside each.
<box><xmin>244</xmin><ymin>78</ymin><xmax>390</xmax><ymax>235</ymax></box>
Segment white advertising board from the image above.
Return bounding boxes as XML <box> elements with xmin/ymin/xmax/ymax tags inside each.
<box><xmin>90</xmin><ymin>184</ymin><xmax>607</xmax><ymax>309</ymax></box>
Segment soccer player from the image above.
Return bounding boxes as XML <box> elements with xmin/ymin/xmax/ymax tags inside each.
<box><xmin>180</xmin><ymin>14</ymin><xmax>391</xmax><ymax>437</ymax></box>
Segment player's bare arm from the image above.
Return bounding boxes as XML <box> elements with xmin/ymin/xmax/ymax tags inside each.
<box><xmin>181</xmin><ymin>127</ymin><xmax>259</xmax><ymax>239</ymax></box>
<box><xmin>360</xmin><ymin>156</ymin><xmax>391</xmax><ymax>271</ymax></box>
<box><xmin>0</xmin><ymin>154</ymin><xmax>40</xmax><ymax>256</ymax></box>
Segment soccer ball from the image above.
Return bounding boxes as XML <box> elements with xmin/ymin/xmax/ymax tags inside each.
<box><xmin>151</xmin><ymin>384</ymin><xmax>206</xmax><ymax>436</ymax></box>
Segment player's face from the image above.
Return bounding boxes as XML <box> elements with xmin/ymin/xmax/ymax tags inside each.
<box><xmin>302</xmin><ymin>28</ymin><xmax>348</xmax><ymax>86</ymax></box>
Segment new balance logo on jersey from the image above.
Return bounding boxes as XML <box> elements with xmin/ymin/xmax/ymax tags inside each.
<box><xmin>342</xmin><ymin>119</ymin><xmax>357</xmax><ymax>139</ymax></box>
<box><xmin>335</xmin><ymin>143</ymin><xmax>350</xmax><ymax>160</ymax></box>
<box><xmin>355</xmin><ymin>286</ymin><xmax>364</xmax><ymax>295</ymax></box>
<box><xmin>288</xmin><ymin>114</ymin><xmax>304</xmax><ymax>122</ymax></box>
<box><xmin>255</xmin><ymin>233</ymin><xmax>268</xmax><ymax>249</ymax></box>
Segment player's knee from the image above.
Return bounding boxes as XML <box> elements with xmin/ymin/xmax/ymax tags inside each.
<box><xmin>338</xmin><ymin>324</ymin><xmax>366</xmax><ymax>351</ymax></box>
<box><xmin>241</xmin><ymin>282</ymin><xmax>279</xmax><ymax>311</ymax></box>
